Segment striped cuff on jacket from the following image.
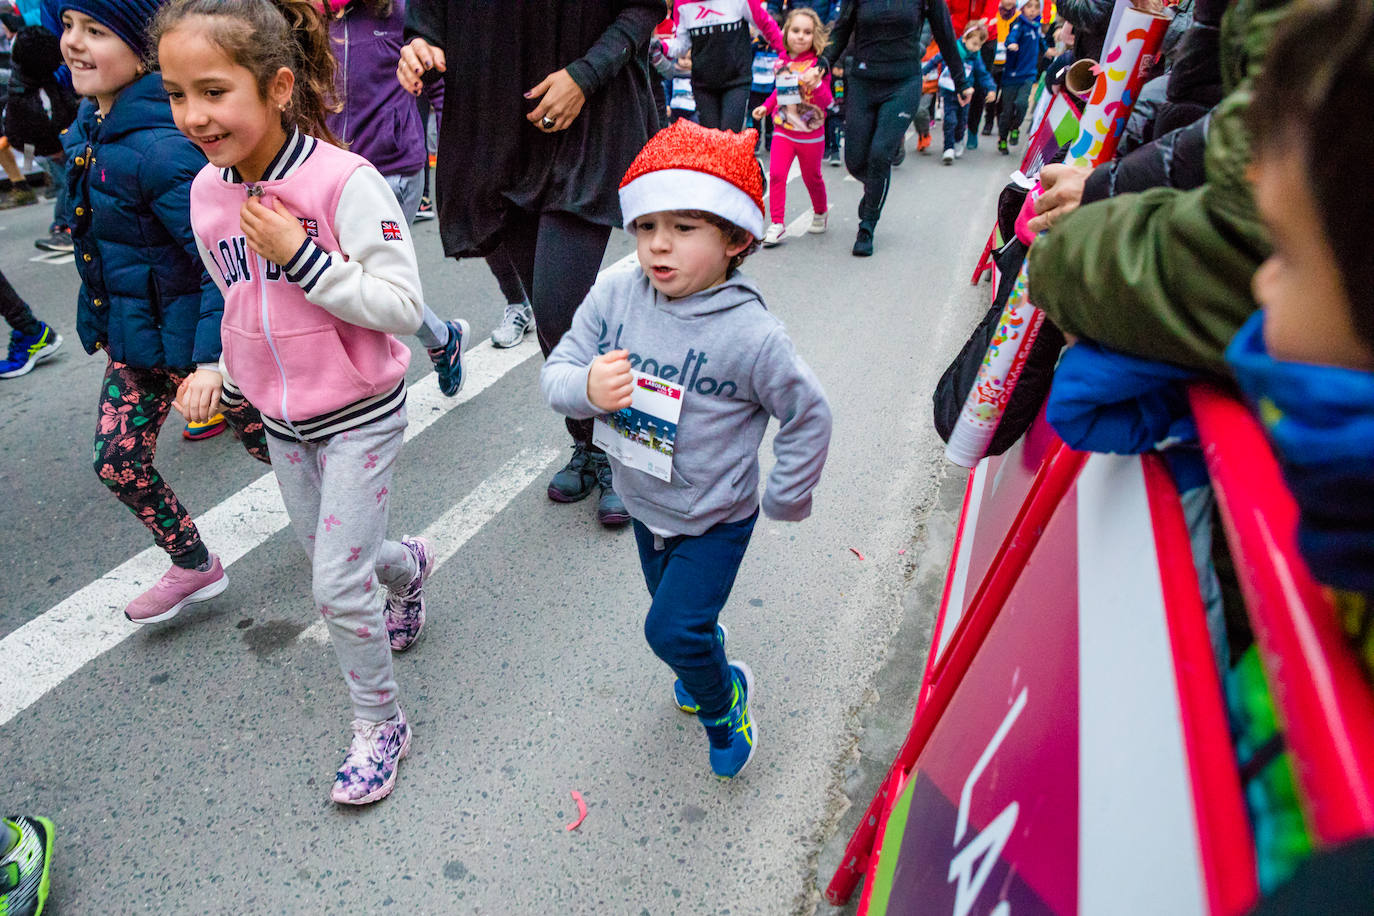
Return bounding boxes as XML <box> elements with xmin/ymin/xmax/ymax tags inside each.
<box><xmin>220</xmin><ymin>374</ymin><xmax>246</xmax><ymax>408</ymax></box>
<box><xmin>283</xmin><ymin>238</ymin><xmax>331</xmax><ymax>293</ymax></box>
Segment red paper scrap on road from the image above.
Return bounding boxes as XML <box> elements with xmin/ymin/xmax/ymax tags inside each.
<box><xmin>565</xmin><ymin>790</ymin><xmax>588</xmax><ymax>831</ymax></box>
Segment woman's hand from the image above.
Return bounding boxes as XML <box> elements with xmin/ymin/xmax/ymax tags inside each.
<box><xmin>526</xmin><ymin>68</ymin><xmax>586</xmax><ymax>132</ymax></box>
<box><xmin>172</xmin><ymin>367</ymin><xmax>223</xmax><ymax>424</ymax></box>
<box><xmin>587</xmin><ymin>350</ymin><xmax>634</xmax><ymax>412</ymax></box>
<box><xmin>397</xmin><ymin>37</ymin><xmax>445</xmax><ymax>96</ymax></box>
<box><xmin>241</xmin><ymin>197</ymin><xmax>308</xmax><ymax>267</ymax></box>
<box><xmin>1027</xmin><ymin>163</ymin><xmax>1093</xmax><ymax>233</ymax></box>
<box><xmin>752</xmin><ymin>104</ymin><xmax>769</xmax><ymax>121</ymax></box>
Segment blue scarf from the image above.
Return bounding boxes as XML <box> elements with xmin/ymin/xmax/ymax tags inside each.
<box><xmin>1226</xmin><ymin>313</ymin><xmax>1374</xmax><ymax>594</ymax></box>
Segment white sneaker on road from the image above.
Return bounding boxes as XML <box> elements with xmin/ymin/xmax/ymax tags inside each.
<box><xmin>808</xmin><ymin>211</ymin><xmax>828</xmax><ymax>234</ymax></box>
<box><xmin>762</xmin><ymin>223</ymin><xmax>787</xmax><ymax>247</ymax></box>
<box><xmin>490</xmin><ymin>302</ymin><xmax>533</xmax><ymax>348</ymax></box>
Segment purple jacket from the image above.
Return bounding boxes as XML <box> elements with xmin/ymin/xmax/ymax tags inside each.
<box><xmin>326</xmin><ymin>0</ymin><xmax>426</xmax><ymax>178</ymax></box>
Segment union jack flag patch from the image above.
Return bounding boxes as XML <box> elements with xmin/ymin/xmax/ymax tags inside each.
<box><xmin>381</xmin><ymin>220</ymin><xmax>403</xmax><ymax>241</ymax></box>
<box><xmin>298</xmin><ymin>217</ymin><xmax>319</xmax><ymax>238</ymax></box>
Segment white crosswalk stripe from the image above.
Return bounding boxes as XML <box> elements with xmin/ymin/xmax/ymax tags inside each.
<box><xmin>0</xmin><ymin>340</ymin><xmax>541</xmax><ymax>726</ymax></box>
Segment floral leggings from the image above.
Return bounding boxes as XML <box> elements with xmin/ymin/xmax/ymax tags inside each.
<box><xmin>94</xmin><ymin>360</ymin><xmax>270</xmax><ymax>568</ymax></box>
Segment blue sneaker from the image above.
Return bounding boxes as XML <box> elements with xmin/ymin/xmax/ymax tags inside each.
<box><xmin>966</xmin><ymin>133</ymin><xmax>979</xmax><ymax>151</ymax></box>
<box><xmin>547</xmin><ymin>443</ymin><xmax>599</xmax><ymax>503</ymax></box>
<box><xmin>673</xmin><ymin>623</ymin><xmax>730</xmax><ymax>712</ymax></box>
<box><xmin>701</xmin><ymin>662</ymin><xmax>756</xmax><ymax>779</ymax></box>
<box><xmin>0</xmin><ymin>815</ymin><xmax>53</xmax><ymax>916</ymax></box>
<box><xmin>0</xmin><ymin>323</ymin><xmax>62</xmax><ymax>379</ymax></box>
<box><xmin>427</xmin><ymin>319</ymin><xmax>469</xmax><ymax>397</ymax></box>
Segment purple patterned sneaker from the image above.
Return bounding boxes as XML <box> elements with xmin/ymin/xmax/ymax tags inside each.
<box><xmin>384</xmin><ymin>537</ymin><xmax>433</xmax><ymax>652</ymax></box>
<box><xmin>124</xmin><ymin>556</ymin><xmax>228</xmax><ymax>624</ymax></box>
<box><xmin>331</xmin><ymin>708</ymin><xmax>411</xmax><ymax>805</ymax></box>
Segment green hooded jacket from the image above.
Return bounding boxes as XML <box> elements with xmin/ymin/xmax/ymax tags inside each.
<box><xmin>1026</xmin><ymin>0</ymin><xmax>1292</xmax><ymax>376</ymax></box>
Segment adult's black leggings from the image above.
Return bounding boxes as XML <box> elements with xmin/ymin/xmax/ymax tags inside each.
<box><xmin>693</xmin><ymin>82</ymin><xmax>752</xmax><ymax>131</ymax></box>
<box><xmin>501</xmin><ymin>208</ymin><xmax>612</xmax><ymax>444</ymax></box>
<box><xmin>844</xmin><ymin>72</ymin><xmax>923</xmax><ymax>226</ymax></box>
<box><xmin>483</xmin><ymin>244</ymin><xmax>527</xmax><ymax>306</ymax></box>
<box><xmin>0</xmin><ymin>267</ymin><xmax>40</xmax><ymax>335</ymax></box>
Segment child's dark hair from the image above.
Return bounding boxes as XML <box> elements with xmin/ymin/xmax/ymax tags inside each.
<box><xmin>1250</xmin><ymin>0</ymin><xmax>1374</xmax><ymax>345</ymax></box>
<box><xmin>151</xmin><ymin>0</ymin><xmax>341</xmax><ymax>147</ymax></box>
<box><xmin>680</xmin><ymin>210</ymin><xmax>761</xmax><ymax>274</ymax></box>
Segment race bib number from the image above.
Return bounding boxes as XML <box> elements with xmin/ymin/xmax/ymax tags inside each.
<box><xmin>593</xmin><ymin>373</ymin><xmax>684</xmax><ymax>483</ymax></box>
<box><xmin>774</xmin><ymin>69</ymin><xmax>802</xmax><ymax>106</ymax></box>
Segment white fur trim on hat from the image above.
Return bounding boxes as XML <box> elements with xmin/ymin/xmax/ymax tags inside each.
<box><xmin>619</xmin><ymin>168</ymin><xmax>764</xmax><ymax>239</ymax></box>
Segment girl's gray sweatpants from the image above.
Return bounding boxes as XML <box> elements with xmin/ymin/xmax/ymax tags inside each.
<box><xmin>265</xmin><ymin>405</ymin><xmax>419</xmax><ymax>722</ymax></box>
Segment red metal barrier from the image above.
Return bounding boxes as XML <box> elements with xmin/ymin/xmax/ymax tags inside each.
<box><xmin>1191</xmin><ymin>384</ymin><xmax>1374</xmax><ymax>845</ymax></box>
<box><xmin>824</xmin><ymin>438</ymin><xmax>1086</xmax><ymax>906</ymax></box>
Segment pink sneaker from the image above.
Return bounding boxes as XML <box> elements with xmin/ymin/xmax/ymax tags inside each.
<box><xmin>384</xmin><ymin>536</ymin><xmax>433</xmax><ymax>652</ymax></box>
<box><xmin>124</xmin><ymin>555</ymin><xmax>228</xmax><ymax>624</ymax></box>
<box><xmin>331</xmin><ymin>707</ymin><xmax>411</xmax><ymax>805</ymax></box>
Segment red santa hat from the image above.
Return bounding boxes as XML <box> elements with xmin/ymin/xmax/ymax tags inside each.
<box><xmin>618</xmin><ymin>119</ymin><xmax>766</xmax><ymax>239</ymax></box>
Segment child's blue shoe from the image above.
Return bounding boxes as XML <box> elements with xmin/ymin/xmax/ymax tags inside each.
<box><xmin>673</xmin><ymin>623</ymin><xmax>729</xmax><ymax>713</ymax></box>
<box><xmin>701</xmin><ymin>662</ymin><xmax>756</xmax><ymax>779</ymax></box>
<box><xmin>427</xmin><ymin>318</ymin><xmax>468</xmax><ymax>397</ymax></box>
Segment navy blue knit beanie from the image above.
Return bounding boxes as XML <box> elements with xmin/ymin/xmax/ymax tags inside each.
<box><xmin>59</xmin><ymin>0</ymin><xmax>164</xmax><ymax>60</ymax></box>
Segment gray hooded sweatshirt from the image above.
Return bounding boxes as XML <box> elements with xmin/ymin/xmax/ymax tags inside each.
<box><xmin>542</xmin><ymin>267</ymin><xmax>832</xmax><ymax>537</ymax></box>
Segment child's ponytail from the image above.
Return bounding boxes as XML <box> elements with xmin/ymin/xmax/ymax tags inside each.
<box><xmin>151</xmin><ymin>0</ymin><xmax>341</xmax><ymax>146</ymax></box>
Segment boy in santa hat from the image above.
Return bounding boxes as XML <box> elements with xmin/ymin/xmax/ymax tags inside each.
<box><xmin>542</xmin><ymin>119</ymin><xmax>832</xmax><ymax>779</ymax></box>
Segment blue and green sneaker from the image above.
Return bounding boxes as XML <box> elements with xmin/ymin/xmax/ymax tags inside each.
<box><xmin>673</xmin><ymin>623</ymin><xmax>730</xmax><ymax>713</ymax></box>
<box><xmin>0</xmin><ymin>323</ymin><xmax>62</xmax><ymax>379</ymax></box>
<box><xmin>701</xmin><ymin>662</ymin><xmax>756</xmax><ymax>779</ymax></box>
<box><xmin>0</xmin><ymin>815</ymin><xmax>54</xmax><ymax>916</ymax></box>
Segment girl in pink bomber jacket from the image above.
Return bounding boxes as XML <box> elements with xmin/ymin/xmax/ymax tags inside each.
<box><xmin>752</xmin><ymin>7</ymin><xmax>833</xmax><ymax>245</ymax></box>
<box><xmin>156</xmin><ymin>0</ymin><xmax>434</xmax><ymax>807</ymax></box>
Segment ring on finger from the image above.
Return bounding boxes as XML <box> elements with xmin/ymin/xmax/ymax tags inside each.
<box><xmin>540</xmin><ymin>115</ymin><xmax>557</xmax><ymax>130</ymax></box>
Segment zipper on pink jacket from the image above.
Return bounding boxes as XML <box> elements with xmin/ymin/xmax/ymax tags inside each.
<box><xmin>247</xmin><ymin>183</ymin><xmax>306</xmax><ymax>440</ymax></box>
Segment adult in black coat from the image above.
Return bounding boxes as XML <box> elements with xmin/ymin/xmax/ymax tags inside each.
<box><xmin>399</xmin><ymin>1</ymin><xmax>662</xmax><ymax>524</ymax></box>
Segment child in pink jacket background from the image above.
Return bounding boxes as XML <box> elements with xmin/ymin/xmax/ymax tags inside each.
<box><xmin>753</xmin><ymin>7</ymin><xmax>832</xmax><ymax>245</ymax></box>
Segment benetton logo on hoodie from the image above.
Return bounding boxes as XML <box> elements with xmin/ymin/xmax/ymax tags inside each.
<box><xmin>596</xmin><ymin>319</ymin><xmax>739</xmax><ymax>398</ymax></box>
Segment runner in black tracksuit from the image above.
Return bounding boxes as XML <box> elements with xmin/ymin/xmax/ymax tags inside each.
<box><xmin>664</xmin><ymin>0</ymin><xmax>787</xmax><ymax>130</ymax></box>
<box><xmin>825</xmin><ymin>0</ymin><xmax>969</xmax><ymax>256</ymax></box>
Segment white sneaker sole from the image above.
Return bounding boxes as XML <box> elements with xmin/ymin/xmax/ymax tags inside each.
<box><xmin>450</xmin><ymin>319</ymin><xmax>470</xmax><ymax>395</ymax></box>
<box><xmin>125</xmin><ymin>569</ymin><xmax>228</xmax><ymax>625</ymax></box>
<box><xmin>333</xmin><ymin>726</ymin><xmax>411</xmax><ymax>806</ymax></box>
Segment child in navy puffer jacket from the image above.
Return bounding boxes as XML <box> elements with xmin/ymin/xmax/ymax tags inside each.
<box><xmin>58</xmin><ymin>0</ymin><xmax>269</xmax><ymax>625</ymax></box>
<box><xmin>997</xmin><ymin>0</ymin><xmax>1044</xmax><ymax>151</ymax></box>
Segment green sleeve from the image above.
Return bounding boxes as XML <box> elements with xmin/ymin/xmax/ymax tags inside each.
<box><xmin>1026</xmin><ymin>0</ymin><xmax>1291</xmax><ymax>377</ymax></box>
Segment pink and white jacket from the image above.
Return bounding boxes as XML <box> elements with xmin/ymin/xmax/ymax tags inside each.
<box><xmin>189</xmin><ymin>131</ymin><xmax>424</xmax><ymax>442</ymax></box>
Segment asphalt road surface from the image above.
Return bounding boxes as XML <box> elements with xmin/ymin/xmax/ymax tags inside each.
<box><xmin>1</xmin><ymin>137</ymin><xmax>1009</xmax><ymax>915</ymax></box>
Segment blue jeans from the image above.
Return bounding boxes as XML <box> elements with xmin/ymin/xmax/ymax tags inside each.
<box><xmin>940</xmin><ymin>88</ymin><xmax>967</xmax><ymax>151</ymax></box>
<box><xmin>633</xmin><ymin>509</ymin><xmax>759</xmax><ymax>720</ymax></box>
